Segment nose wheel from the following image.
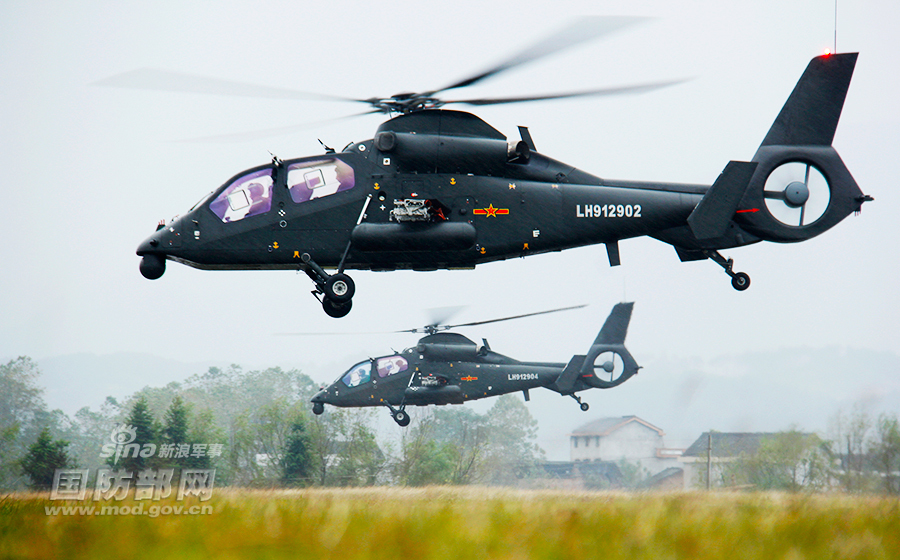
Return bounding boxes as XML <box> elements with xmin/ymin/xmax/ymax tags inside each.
<box><xmin>301</xmin><ymin>253</ymin><xmax>356</xmax><ymax>317</ymax></box>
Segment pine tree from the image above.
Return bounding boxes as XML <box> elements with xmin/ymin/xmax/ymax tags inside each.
<box><xmin>21</xmin><ymin>428</ymin><xmax>74</xmax><ymax>491</ymax></box>
<box><xmin>283</xmin><ymin>420</ymin><xmax>311</xmax><ymax>487</ymax></box>
<box><xmin>121</xmin><ymin>396</ymin><xmax>157</xmax><ymax>473</ymax></box>
<box><xmin>162</xmin><ymin>395</ymin><xmax>190</xmax><ymax>469</ymax></box>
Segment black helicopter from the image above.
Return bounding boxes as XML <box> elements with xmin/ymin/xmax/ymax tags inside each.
<box><xmin>310</xmin><ymin>303</ymin><xmax>638</xmax><ymax>426</ymax></box>
<box><xmin>122</xmin><ymin>19</ymin><xmax>871</xmax><ymax>318</ymax></box>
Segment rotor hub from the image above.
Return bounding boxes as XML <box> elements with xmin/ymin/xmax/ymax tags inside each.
<box><xmin>784</xmin><ymin>181</ymin><xmax>810</xmax><ymax>208</ymax></box>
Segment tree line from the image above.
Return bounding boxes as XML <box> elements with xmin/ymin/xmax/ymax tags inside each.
<box><xmin>3</xmin><ymin>356</ymin><xmax>898</xmax><ymax>494</ymax></box>
<box><xmin>1</xmin><ymin>357</ymin><xmax>543</xmax><ymax>491</ymax></box>
<box><xmin>695</xmin><ymin>406</ymin><xmax>900</xmax><ymax>494</ymax></box>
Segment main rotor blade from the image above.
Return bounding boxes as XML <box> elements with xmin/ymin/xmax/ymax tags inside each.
<box><xmin>436</xmin><ymin>16</ymin><xmax>648</xmax><ymax>93</ymax></box>
<box><xmin>93</xmin><ymin>68</ymin><xmax>365</xmax><ymax>103</ymax></box>
<box><xmin>442</xmin><ymin>304</ymin><xmax>588</xmax><ymax>330</ymax></box>
<box><xmin>274</xmin><ymin>330</ymin><xmax>394</xmax><ymax>336</ymax></box>
<box><xmin>176</xmin><ymin>109</ymin><xmax>382</xmax><ymax>143</ymax></box>
<box><xmin>425</xmin><ymin>305</ymin><xmax>467</xmax><ymax>329</ymax></box>
<box><xmin>444</xmin><ymin>79</ymin><xmax>688</xmax><ymax>107</ymax></box>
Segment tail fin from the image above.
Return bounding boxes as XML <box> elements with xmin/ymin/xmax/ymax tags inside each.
<box><xmin>593</xmin><ymin>302</ymin><xmax>633</xmax><ymax>345</ymax></box>
<box><xmin>761</xmin><ymin>53</ymin><xmax>857</xmax><ymax>147</ymax></box>
<box><xmin>581</xmin><ymin>303</ymin><xmax>640</xmax><ymax>389</ymax></box>
<box><xmin>678</xmin><ymin>53</ymin><xmax>870</xmax><ymax>253</ymax></box>
<box><xmin>551</xmin><ymin>302</ymin><xmax>640</xmax><ymax>394</ymax></box>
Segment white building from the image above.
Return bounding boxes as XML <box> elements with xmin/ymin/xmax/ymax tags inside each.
<box><xmin>569</xmin><ymin>415</ymin><xmax>683</xmax><ymax>476</ymax></box>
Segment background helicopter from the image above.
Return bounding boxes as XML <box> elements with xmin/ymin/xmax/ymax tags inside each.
<box><xmin>115</xmin><ymin>18</ymin><xmax>871</xmax><ymax>318</ymax></box>
<box><xmin>308</xmin><ymin>303</ymin><xmax>638</xmax><ymax>426</ymax></box>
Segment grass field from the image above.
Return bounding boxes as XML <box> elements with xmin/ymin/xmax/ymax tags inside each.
<box><xmin>2</xmin><ymin>488</ymin><xmax>899</xmax><ymax>559</ymax></box>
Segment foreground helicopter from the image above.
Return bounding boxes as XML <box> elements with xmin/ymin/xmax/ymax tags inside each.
<box><xmin>123</xmin><ymin>19</ymin><xmax>871</xmax><ymax>318</ymax></box>
<box><xmin>310</xmin><ymin>303</ymin><xmax>638</xmax><ymax>426</ymax></box>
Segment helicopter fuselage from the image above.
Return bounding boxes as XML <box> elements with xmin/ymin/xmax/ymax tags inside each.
<box><xmin>138</xmin><ymin>111</ymin><xmax>706</xmax><ymax>276</ymax></box>
<box><xmin>310</xmin><ymin>303</ymin><xmax>640</xmax><ymax>425</ymax></box>
<box><xmin>139</xmin><ymin>54</ymin><xmax>871</xmax><ymax>317</ymax></box>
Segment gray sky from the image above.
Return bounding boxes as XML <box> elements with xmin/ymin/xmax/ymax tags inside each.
<box><xmin>1</xmin><ymin>1</ymin><xmax>897</xmax><ymax>421</ymax></box>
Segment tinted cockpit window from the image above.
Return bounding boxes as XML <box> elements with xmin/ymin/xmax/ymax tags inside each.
<box><xmin>209</xmin><ymin>169</ymin><xmax>273</xmax><ymax>223</ymax></box>
<box><xmin>287</xmin><ymin>158</ymin><xmax>354</xmax><ymax>203</ymax></box>
<box><xmin>342</xmin><ymin>361</ymin><xmax>371</xmax><ymax>388</ymax></box>
<box><xmin>376</xmin><ymin>356</ymin><xmax>408</xmax><ymax>378</ymax></box>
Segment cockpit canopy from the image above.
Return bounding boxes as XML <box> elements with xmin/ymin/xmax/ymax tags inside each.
<box><xmin>340</xmin><ymin>355</ymin><xmax>410</xmax><ymax>388</ymax></box>
<box><xmin>207</xmin><ymin>157</ymin><xmax>356</xmax><ymax>223</ymax></box>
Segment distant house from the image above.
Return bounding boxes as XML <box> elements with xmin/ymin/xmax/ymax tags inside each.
<box><xmin>529</xmin><ymin>461</ymin><xmax>624</xmax><ymax>490</ymax></box>
<box><xmin>569</xmin><ymin>415</ymin><xmax>683</xmax><ymax>476</ymax></box>
<box><xmin>636</xmin><ymin>467</ymin><xmax>684</xmax><ymax>491</ymax></box>
<box><xmin>679</xmin><ymin>432</ymin><xmax>775</xmax><ymax>490</ymax></box>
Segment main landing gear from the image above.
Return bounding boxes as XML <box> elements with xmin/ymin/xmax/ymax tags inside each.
<box><xmin>385</xmin><ymin>402</ymin><xmax>411</xmax><ymax>427</ymax></box>
<box><xmin>570</xmin><ymin>394</ymin><xmax>590</xmax><ymax>412</ymax></box>
<box><xmin>301</xmin><ymin>253</ymin><xmax>356</xmax><ymax>318</ymax></box>
<box><xmin>703</xmin><ymin>250</ymin><xmax>751</xmax><ymax>291</ymax></box>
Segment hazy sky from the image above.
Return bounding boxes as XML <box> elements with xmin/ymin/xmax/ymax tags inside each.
<box><xmin>2</xmin><ymin>1</ymin><xmax>897</xmax><ymax>414</ymax></box>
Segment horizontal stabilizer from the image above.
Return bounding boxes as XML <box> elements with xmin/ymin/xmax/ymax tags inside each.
<box><xmin>593</xmin><ymin>302</ymin><xmax>633</xmax><ymax>345</ymax></box>
<box><xmin>688</xmin><ymin>161</ymin><xmax>758</xmax><ymax>240</ymax></box>
<box><xmin>551</xmin><ymin>355</ymin><xmax>587</xmax><ymax>394</ymax></box>
<box><xmin>761</xmin><ymin>53</ymin><xmax>857</xmax><ymax>147</ymax></box>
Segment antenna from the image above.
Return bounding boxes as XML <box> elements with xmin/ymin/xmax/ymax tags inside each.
<box><xmin>834</xmin><ymin>0</ymin><xmax>838</xmax><ymax>54</ymax></box>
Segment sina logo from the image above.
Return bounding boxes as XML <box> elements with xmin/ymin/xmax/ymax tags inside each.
<box><xmin>99</xmin><ymin>424</ymin><xmax>157</xmax><ymax>463</ymax></box>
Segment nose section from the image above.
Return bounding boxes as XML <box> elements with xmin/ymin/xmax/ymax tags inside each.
<box><xmin>311</xmin><ymin>388</ymin><xmax>329</xmax><ymax>415</ymax></box>
<box><xmin>137</xmin><ymin>219</ymin><xmax>179</xmax><ymax>280</ymax></box>
<box><xmin>139</xmin><ymin>254</ymin><xmax>166</xmax><ymax>280</ymax></box>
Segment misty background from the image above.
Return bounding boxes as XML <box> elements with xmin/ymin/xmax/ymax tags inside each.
<box><xmin>2</xmin><ymin>0</ymin><xmax>897</xmax><ymax>459</ymax></box>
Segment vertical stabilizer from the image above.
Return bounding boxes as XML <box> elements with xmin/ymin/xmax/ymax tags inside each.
<box><xmin>760</xmin><ymin>53</ymin><xmax>857</xmax><ymax>147</ymax></box>
<box><xmin>592</xmin><ymin>302</ymin><xmax>633</xmax><ymax>345</ymax></box>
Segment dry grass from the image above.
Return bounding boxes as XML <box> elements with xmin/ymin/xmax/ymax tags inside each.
<box><xmin>2</xmin><ymin>488</ymin><xmax>899</xmax><ymax>559</ymax></box>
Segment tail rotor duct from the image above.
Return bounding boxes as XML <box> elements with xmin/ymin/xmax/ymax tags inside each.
<box><xmin>763</xmin><ymin>161</ymin><xmax>830</xmax><ymax>227</ymax></box>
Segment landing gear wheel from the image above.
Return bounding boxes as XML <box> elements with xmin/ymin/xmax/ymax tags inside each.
<box><xmin>580</xmin><ymin>402</ymin><xmax>590</xmax><ymax>412</ymax></box>
<box><xmin>731</xmin><ymin>272</ymin><xmax>750</xmax><ymax>291</ymax></box>
<box><xmin>393</xmin><ymin>410</ymin><xmax>410</xmax><ymax>427</ymax></box>
<box><xmin>322</xmin><ymin>297</ymin><xmax>352</xmax><ymax>318</ymax></box>
<box><xmin>325</xmin><ymin>273</ymin><xmax>355</xmax><ymax>303</ymax></box>
<box><xmin>312</xmin><ymin>402</ymin><xmax>324</xmax><ymax>415</ymax></box>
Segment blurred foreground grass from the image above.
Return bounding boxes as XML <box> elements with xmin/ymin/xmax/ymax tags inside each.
<box><xmin>2</xmin><ymin>488</ymin><xmax>899</xmax><ymax>559</ymax></box>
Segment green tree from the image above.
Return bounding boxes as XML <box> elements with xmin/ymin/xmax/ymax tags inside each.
<box><xmin>228</xmin><ymin>398</ymin><xmax>308</xmax><ymax>486</ymax></box>
<box><xmin>482</xmin><ymin>395</ymin><xmax>544</xmax><ymax>484</ymax></box>
<box><xmin>829</xmin><ymin>406</ymin><xmax>875</xmax><ymax>493</ymax></box>
<box><xmin>395</xmin><ymin>414</ymin><xmax>454</xmax><ymax>486</ymax></box>
<box><xmin>163</xmin><ymin>396</ymin><xmax>190</xmax><ymax>444</ymax></box>
<box><xmin>161</xmin><ymin>395</ymin><xmax>190</xmax><ymax>470</ymax></box>
<box><xmin>20</xmin><ymin>428</ymin><xmax>75</xmax><ymax>491</ymax></box>
<box><xmin>741</xmin><ymin>431</ymin><xmax>827</xmax><ymax>492</ymax></box>
<box><xmin>871</xmin><ymin>413</ymin><xmax>900</xmax><ymax>495</ymax></box>
<box><xmin>329</xmin><ymin>411</ymin><xmax>383</xmax><ymax>486</ymax></box>
<box><xmin>282</xmin><ymin>420</ymin><xmax>311</xmax><ymax>487</ymax></box>
<box><xmin>0</xmin><ymin>357</ymin><xmax>48</xmax><ymax>488</ymax></box>
<box><xmin>187</xmin><ymin>408</ymin><xmax>224</xmax><ymax>471</ymax></box>
<box><xmin>120</xmin><ymin>396</ymin><xmax>157</xmax><ymax>473</ymax></box>
<box><xmin>430</xmin><ymin>407</ymin><xmax>489</xmax><ymax>484</ymax></box>
<box><xmin>615</xmin><ymin>459</ymin><xmax>650</xmax><ymax>489</ymax></box>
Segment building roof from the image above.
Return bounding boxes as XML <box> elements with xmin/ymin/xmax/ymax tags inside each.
<box><xmin>636</xmin><ymin>467</ymin><xmax>684</xmax><ymax>489</ymax></box>
<box><xmin>539</xmin><ymin>461</ymin><xmax>623</xmax><ymax>486</ymax></box>
<box><xmin>570</xmin><ymin>415</ymin><xmax>665</xmax><ymax>437</ymax></box>
<box><xmin>682</xmin><ymin>432</ymin><xmax>777</xmax><ymax>458</ymax></box>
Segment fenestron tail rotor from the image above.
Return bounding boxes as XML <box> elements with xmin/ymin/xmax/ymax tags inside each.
<box><xmin>763</xmin><ymin>162</ymin><xmax>831</xmax><ymax>227</ymax></box>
